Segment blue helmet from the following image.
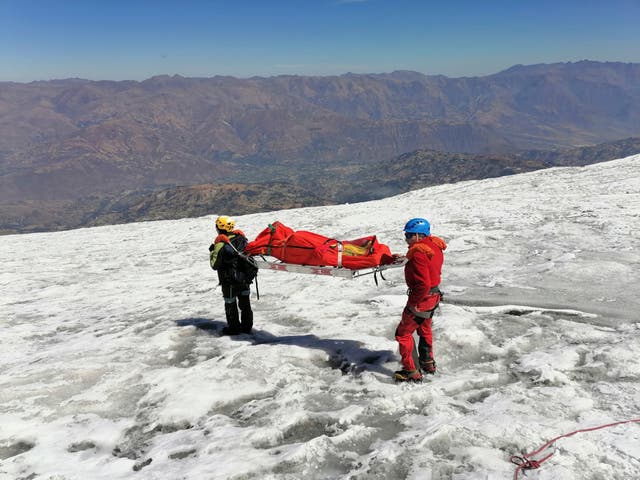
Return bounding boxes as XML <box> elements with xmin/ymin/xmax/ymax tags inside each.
<box><xmin>404</xmin><ymin>217</ymin><xmax>431</xmax><ymax>235</ymax></box>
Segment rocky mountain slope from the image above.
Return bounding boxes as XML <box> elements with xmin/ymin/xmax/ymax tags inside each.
<box><xmin>1</xmin><ymin>61</ymin><xmax>639</xmax><ymax>233</ymax></box>
<box><xmin>3</xmin><ymin>137</ymin><xmax>638</xmax><ymax>234</ymax></box>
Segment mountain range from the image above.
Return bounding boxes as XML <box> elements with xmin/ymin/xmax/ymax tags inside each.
<box><xmin>1</xmin><ymin>60</ymin><xmax>639</xmax><ymax>233</ymax></box>
<box><xmin>3</xmin><ymin>136</ymin><xmax>639</xmax><ymax>234</ymax></box>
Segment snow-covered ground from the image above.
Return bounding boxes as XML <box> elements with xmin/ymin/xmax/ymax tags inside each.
<box><xmin>1</xmin><ymin>155</ymin><xmax>639</xmax><ymax>480</ymax></box>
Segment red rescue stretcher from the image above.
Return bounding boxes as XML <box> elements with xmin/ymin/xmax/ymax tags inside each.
<box><xmin>245</xmin><ymin>221</ymin><xmax>406</xmax><ymax>280</ymax></box>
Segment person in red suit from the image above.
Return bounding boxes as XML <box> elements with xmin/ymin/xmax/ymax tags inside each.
<box><xmin>394</xmin><ymin>218</ymin><xmax>447</xmax><ymax>382</ymax></box>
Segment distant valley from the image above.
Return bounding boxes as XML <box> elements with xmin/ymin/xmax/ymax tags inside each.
<box><xmin>1</xmin><ymin>61</ymin><xmax>639</xmax><ymax>234</ymax></box>
<box><xmin>2</xmin><ymin>137</ymin><xmax>639</xmax><ymax>234</ymax></box>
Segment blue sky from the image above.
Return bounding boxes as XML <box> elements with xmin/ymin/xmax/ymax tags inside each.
<box><xmin>2</xmin><ymin>0</ymin><xmax>639</xmax><ymax>82</ymax></box>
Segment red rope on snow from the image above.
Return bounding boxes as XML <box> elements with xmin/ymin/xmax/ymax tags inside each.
<box><xmin>511</xmin><ymin>418</ymin><xmax>640</xmax><ymax>479</ymax></box>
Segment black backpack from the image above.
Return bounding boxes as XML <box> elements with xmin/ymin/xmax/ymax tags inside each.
<box><xmin>238</xmin><ymin>255</ymin><xmax>259</xmax><ymax>284</ymax></box>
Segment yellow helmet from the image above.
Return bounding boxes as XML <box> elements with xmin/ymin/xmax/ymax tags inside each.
<box><xmin>215</xmin><ymin>215</ymin><xmax>236</xmax><ymax>232</ymax></box>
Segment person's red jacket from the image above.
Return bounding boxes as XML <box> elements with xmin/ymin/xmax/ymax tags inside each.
<box><xmin>404</xmin><ymin>236</ymin><xmax>447</xmax><ymax>312</ymax></box>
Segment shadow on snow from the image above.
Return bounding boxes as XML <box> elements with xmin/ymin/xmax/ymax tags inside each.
<box><xmin>175</xmin><ymin>317</ymin><xmax>395</xmax><ymax>376</ymax></box>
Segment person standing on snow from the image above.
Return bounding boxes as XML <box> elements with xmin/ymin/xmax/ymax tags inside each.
<box><xmin>209</xmin><ymin>215</ymin><xmax>255</xmax><ymax>335</ymax></box>
<box><xmin>394</xmin><ymin>217</ymin><xmax>447</xmax><ymax>382</ymax></box>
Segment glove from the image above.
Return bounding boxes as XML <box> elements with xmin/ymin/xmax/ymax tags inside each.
<box><xmin>215</xmin><ymin>234</ymin><xmax>230</xmax><ymax>244</ymax></box>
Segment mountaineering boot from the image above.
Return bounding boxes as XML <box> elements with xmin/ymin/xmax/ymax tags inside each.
<box><xmin>224</xmin><ymin>300</ymin><xmax>242</xmax><ymax>334</ymax></box>
<box><xmin>394</xmin><ymin>369</ymin><xmax>423</xmax><ymax>382</ymax></box>
<box><xmin>419</xmin><ymin>359</ymin><xmax>437</xmax><ymax>375</ymax></box>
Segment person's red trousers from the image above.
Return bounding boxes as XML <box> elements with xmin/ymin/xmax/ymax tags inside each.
<box><xmin>395</xmin><ymin>308</ymin><xmax>434</xmax><ymax>371</ymax></box>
